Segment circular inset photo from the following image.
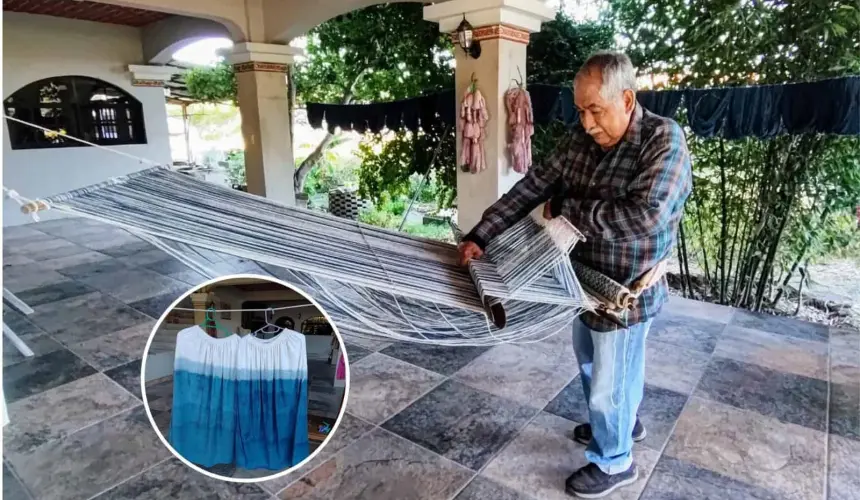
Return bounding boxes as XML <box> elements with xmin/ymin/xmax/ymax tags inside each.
<box><xmin>141</xmin><ymin>274</ymin><xmax>349</xmax><ymax>482</ymax></box>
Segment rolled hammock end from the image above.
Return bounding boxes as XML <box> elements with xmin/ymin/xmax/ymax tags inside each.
<box><xmin>20</xmin><ymin>200</ymin><xmax>50</xmax><ymax>214</ymax></box>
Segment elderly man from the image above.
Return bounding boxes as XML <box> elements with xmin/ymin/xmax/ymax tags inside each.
<box><xmin>459</xmin><ymin>51</ymin><xmax>692</xmax><ymax>498</ymax></box>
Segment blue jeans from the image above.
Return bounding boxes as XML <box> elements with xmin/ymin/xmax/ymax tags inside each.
<box><xmin>571</xmin><ymin>317</ymin><xmax>651</xmax><ymax>474</ymax></box>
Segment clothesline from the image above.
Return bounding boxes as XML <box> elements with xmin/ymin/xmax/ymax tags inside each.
<box><xmin>172</xmin><ymin>304</ymin><xmax>312</xmax><ymax>313</ymax></box>
<box><xmin>306</xmin><ymin>76</ymin><xmax>860</xmax><ymax>138</ymax></box>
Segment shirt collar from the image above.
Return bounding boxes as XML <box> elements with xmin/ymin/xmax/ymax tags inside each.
<box><xmin>622</xmin><ymin>103</ymin><xmax>644</xmax><ymax>146</ymax></box>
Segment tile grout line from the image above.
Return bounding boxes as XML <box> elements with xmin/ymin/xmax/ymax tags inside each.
<box><xmin>4</xmin><ymin>458</ymin><xmax>37</xmax><ymax>500</ymax></box>
<box><xmin>5</xmin><ymin>404</ymin><xmax>145</xmax><ymax>499</ymax></box>
<box><xmin>445</xmin><ymin>383</ymin><xmax>572</xmax><ymax>500</ymax></box>
<box><xmin>283</xmin><ymin>345</ymin><xmax>566</xmax><ymax>500</ymax></box>
<box><xmin>83</xmin><ymin>455</ymin><xmax>173</xmax><ymax>500</ymax></box>
<box><xmin>445</xmin><ymin>340</ymin><xmax>583</xmax><ymax>500</ymax></box>
<box><xmin>271</xmin><ymin>417</ymin><xmax>381</xmax><ymax>497</ymax></box>
<box><xmin>635</xmin><ymin>316</ymin><xmax>732</xmax><ymax>499</ymax></box>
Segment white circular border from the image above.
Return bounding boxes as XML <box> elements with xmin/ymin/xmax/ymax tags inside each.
<box><xmin>139</xmin><ymin>273</ymin><xmax>352</xmax><ymax>483</ymax></box>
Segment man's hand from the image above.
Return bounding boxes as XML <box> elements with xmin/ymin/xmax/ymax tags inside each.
<box><xmin>458</xmin><ymin>241</ymin><xmax>484</xmax><ymax>266</ymax></box>
<box><xmin>543</xmin><ymin>200</ymin><xmax>554</xmax><ymax>220</ymax></box>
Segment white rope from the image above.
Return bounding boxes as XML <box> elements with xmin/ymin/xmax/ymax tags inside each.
<box><xmin>3</xmin><ymin>115</ymin><xmax>161</xmax><ymax>166</ymax></box>
<box><xmin>3</xmin><ymin>186</ymin><xmax>40</xmax><ymax>221</ymax></box>
<box><xmin>2</xmin><ymin>117</ymin><xmax>597</xmax><ymax>346</ymax></box>
<box><xmin>171</xmin><ymin>304</ymin><xmax>312</xmax><ymax>313</ymax></box>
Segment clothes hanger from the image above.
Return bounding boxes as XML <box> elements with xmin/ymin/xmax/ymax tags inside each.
<box><xmin>253</xmin><ymin>308</ymin><xmax>281</xmax><ymax>338</ymax></box>
<box><xmin>469</xmin><ymin>73</ymin><xmax>478</xmax><ymax>94</ymax></box>
<box><xmin>199</xmin><ymin>307</ymin><xmax>234</xmax><ymax>337</ymax></box>
<box><xmin>509</xmin><ymin>67</ymin><xmax>524</xmax><ymax>89</ymax></box>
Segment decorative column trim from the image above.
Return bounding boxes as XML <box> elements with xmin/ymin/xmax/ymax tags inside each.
<box><xmin>233</xmin><ymin>62</ymin><xmax>289</xmax><ymax>73</ymax></box>
<box><xmin>225</xmin><ymin>42</ymin><xmax>303</xmax><ymax>69</ymax></box>
<box><xmin>449</xmin><ymin>24</ymin><xmax>531</xmax><ymax>44</ymax></box>
<box><xmin>131</xmin><ymin>79</ymin><xmax>168</xmax><ymax>87</ymax></box>
<box><xmin>127</xmin><ymin>64</ymin><xmax>181</xmax><ymax>87</ymax></box>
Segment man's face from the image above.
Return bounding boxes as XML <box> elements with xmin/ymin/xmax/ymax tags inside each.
<box><xmin>574</xmin><ymin>69</ymin><xmax>635</xmax><ymax>149</ymax></box>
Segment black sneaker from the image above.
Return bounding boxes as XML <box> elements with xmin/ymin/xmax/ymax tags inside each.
<box><xmin>572</xmin><ymin>417</ymin><xmax>646</xmax><ymax>446</ymax></box>
<box><xmin>565</xmin><ymin>462</ymin><xmax>639</xmax><ymax>498</ymax></box>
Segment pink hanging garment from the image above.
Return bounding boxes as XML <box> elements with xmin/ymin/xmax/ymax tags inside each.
<box><xmin>504</xmin><ymin>86</ymin><xmax>534</xmax><ymax>174</ymax></box>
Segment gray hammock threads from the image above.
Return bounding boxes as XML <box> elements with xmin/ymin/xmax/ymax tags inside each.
<box><xmin>32</xmin><ymin>166</ymin><xmax>595</xmax><ymax>345</ymax></box>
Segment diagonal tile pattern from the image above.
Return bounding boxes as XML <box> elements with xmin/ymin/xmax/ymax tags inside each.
<box><xmin>1</xmin><ymin>218</ymin><xmax>851</xmax><ymax>500</ymax></box>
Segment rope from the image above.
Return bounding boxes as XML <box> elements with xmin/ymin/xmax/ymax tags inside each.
<box><xmin>3</xmin><ymin>187</ymin><xmax>41</xmax><ymax>222</ymax></box>
<box><xmin>2</xmin><ymin>114</ymin><xmax>639</xmax><ymax>345</ymax></box>
<box><xmin>3</xmin><ymin>115</ymin><xmax>161</xmax><ymax>166</ymax></box>
<box><xmin>28</xmin><ymin>167</ymin><xmax>591</xmax><ymax>345</ymax></box>
<box><xmin>171</xmin><ymin>304</ymin><xmax>312</xmax><ymax>313</ymax></box>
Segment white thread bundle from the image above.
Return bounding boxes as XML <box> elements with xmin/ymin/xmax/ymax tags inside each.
<box><xmin>30</xmin><ymin>167</ymin><xmax>593</xmax><ymax>345</ymax></box>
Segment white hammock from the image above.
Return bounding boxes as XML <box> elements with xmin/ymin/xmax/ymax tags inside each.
<box><xmin>20</xmin><ymin>166</ymin><xmax>593</xmax><ymax>346</ymax></box>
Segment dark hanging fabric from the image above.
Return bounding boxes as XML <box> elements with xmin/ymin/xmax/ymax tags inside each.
<box><xmin>306</xmin><ymin>103</ymin><xmax>325</xmax><ymax>129</ymax></box>
<box><xmin>636</xmin><ymin>90</ymin><xmax>683</xmax><ymax>119</ymax></box>
<box><xmin>685</xmin><ymin>88</ymin><xmax>732</xmax><ymax>137</ymax></box>
<box><xmin>724</xmin><ymin>85</ymin><xmax>784</xmax><ymax>139</ymax></box>
<box><xmin>556</xmin><ymin>87</ymin><xmax>579</xmax><ymax>125</ymax></box>
<box><xmin>304</xmin><ymin>76</ymin><xmax>860</xmax><ymax>138</ymax></box>
<box><xmin>782</xmin><ymin>77</ymin><xmax>860</xmax><ymax>135</ymax></box>
<box><xmin>526</xmin><ymin>84</ymin><xmax>564</xmax><ymax>125</ymax></box>
<box><xmin>366</xmin><ymin>102</ymin><xmax>390</xmax><ymax>133</ymax></box>
<box><xmin>434</xmin><ymin>89</ymin><xmax>456</xmax><ymax>128</ymax></box>
<box><xmin>401</xmin><ymin>98</ymin><xmax>420</xmax><ymax>131</ymax></box>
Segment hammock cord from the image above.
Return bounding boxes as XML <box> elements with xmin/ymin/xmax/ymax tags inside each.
<box><xmin>2</xmin><ymin>115</ymin><xmax>602</xmax><ymax>346</ymax></box>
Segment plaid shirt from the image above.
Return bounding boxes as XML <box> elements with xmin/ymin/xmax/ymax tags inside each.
<box><xmin>464</xmin><ymin>105</ymin><xmax>692</xmax><ymax>331</ymax></box>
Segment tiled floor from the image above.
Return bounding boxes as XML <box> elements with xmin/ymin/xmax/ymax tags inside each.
<box><xmin>3</xmin><ymin>218</ymin><xmax>858</xmax><ymax>500</ymax></box>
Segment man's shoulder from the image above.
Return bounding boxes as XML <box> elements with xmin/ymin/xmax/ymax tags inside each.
<box><xmin>641</xmin><ymin>109</ymin><xmax>684</xmax><ymax>139</ymax></box>
<box><xmin>640</xmin><ymin>109</ymin><xmax>687</xmax><ymax>151</ymax></box>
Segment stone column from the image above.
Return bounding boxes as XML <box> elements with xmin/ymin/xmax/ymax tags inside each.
<box><xmin>424</xmin><ymin>0</ymin><xmax>553</xmax><ymax>233</ymax></box>
<box><xmin>226</xmin><ymin>43</ymin><xmax>301</xmax><ymax>206</ymax></box>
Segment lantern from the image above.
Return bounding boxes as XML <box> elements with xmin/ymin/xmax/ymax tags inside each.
<box><xmin>456</xmin><ymin>16</ymin><xmax>481</xmax><ymax>59</ymax></box>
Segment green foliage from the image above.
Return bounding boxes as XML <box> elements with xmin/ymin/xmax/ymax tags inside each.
<box><xmin>301</xmin><ymin>151</ymin><xmax>360</xmax><ymax>196</ymax></box>
<box><xmin>358</xmin><ymin>202</ymin><xmax>454</xmax><ymax>243</ymax></box>
<box><xmin>357</xmin><ymin>122</ymin><xmax>457</xmax><ymax>209</ymax></box>
<box><xmin>610</xmin><ymin>0</ymin><xmax>860</xmax><ymax>85</ymax></box>
<box><xmin>528</xmin><ymin>12</ymin><xmax>616</xmax><ymax>86</ymax></box>
<box><xmin>224</xmin><ymin>149</ymin><xmax>245</xmax><ymax>186</ymax></box>
<box><xmin>814</xmin><ymin>211</ymin><xmax>860</xmax><ymax>261</ymax></box>
<box><xmin>184</xmin><ymin>62</ymin><xmax>237</xmax><ymax>104</ymax></box>
<box><xmin>609</xmin><ymin>0</ymin><xmax>860</xmax><ymax>308</ymax></box>
<box><xmin>294</xmin><ymin>3</ymin><xmax>453</xmax><ymax>104</ymax></box>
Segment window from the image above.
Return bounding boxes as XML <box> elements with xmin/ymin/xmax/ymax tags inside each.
<box><xmin>4</xmin><ymin>76</ymin><xmax>146</xmax><ymax>149</ymax></box>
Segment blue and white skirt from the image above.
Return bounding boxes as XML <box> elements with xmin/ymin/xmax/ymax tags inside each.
<box><xmin>168</xmin><ymin>326</ymin><xmax>309</xmax><ymax>470</ymax></box>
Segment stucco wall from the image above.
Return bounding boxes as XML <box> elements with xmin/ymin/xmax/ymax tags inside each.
<box><xmin>2</xmin><ymin>12</ymin><xmax>172</xmax><ymax>226</ymax></box>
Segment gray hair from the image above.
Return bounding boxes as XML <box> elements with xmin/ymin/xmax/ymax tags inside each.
<box><xmin>576</xmin><ymin>51</ymin><xmax>637</xmax><ymax>101</ymax></box>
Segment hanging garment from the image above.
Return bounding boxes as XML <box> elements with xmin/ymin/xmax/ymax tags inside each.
<box><xmin>636</xmin><ymin>90</ymin><xmax>684</xmax><ymax>119</ymax></box>
<box><xmin>459</xmin><ymin>84</ymin><xmax>489</xmax><ymax>173</ymax></box>
<box><xmin>235</xmin><ymin>330</ymin><xmax>309</xmax><ymax>470</ymax></box>
<box><xmin>504</xmin><ymin>86</ymin><xmax>534</xmax><ymax>174</ymax></box>
<box><xmin>169</xmin><ymin>326</ymin><xmax>309</xmax><ymax>470</ymax></box>
<box><xmin>169</xmin><ymin>326</ymin><xmax>241</xmax><ymax>467</ymax></box>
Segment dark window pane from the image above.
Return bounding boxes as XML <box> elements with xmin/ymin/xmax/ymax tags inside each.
<box><xmin>4</xmin><ymin>76</ymin><xmax>147</xmax><ymax>150</ymax></box>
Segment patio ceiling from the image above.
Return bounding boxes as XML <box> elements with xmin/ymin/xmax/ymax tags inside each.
<box><xmin>2</xmin><ymin>0</ymin><xmax>170</xmax><ymax>27</ymax></box>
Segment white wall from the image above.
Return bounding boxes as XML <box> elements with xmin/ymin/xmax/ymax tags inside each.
<box><xmin>2</xmin><ymin>13</ymin><xmax>172</xmax><ymax>226</ymax></box>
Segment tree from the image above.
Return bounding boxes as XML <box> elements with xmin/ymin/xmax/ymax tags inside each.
<box><xmin>290</xmin><ymin>3</ymin><xmax>452</xmax><ymax>194</ymax></box>
<box><xmin>356</xmin><ymin>11</ymin><xmax>616</xmax><ymax>207</ymax></box>
<box><xmin>608</xmin><ymin>0</ymin><xmax>860</xmax><ymax>310</ymax></box>
<box><xmin>184</xmin><ymin>63</ymin><xmax>237</xmax><ymax>104</ymax></box>
<box><xmin>184</xmin><ymin>3</ymin><xmax>453</xmax><ymax>195</ymax></box>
